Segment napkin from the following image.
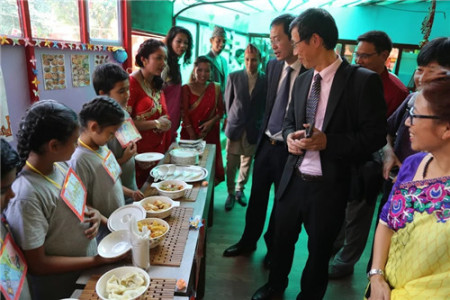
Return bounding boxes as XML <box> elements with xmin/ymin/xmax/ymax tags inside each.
<box><xmin>130</xmin><ymin>216</ymin><xmax>150</xmax><ymax>270</ymax></box>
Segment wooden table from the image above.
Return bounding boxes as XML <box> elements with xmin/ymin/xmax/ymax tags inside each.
<box><xmin>73</xmin><ymin>144</ymin><xmax>216</xmax><ymax>299</ymax></box>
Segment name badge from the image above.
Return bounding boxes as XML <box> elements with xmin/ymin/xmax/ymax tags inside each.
<box><xmin>115</xmin><ymin>118</ymin><xmax>142</xmax><ymax>148</ymax></box>
<box><xmin>60</xmin><ymin>167</ymin><xmax>87</xmax><ymax>222</ymax></box>
<box><xmin>103</xmin><ymin>150</ymin><xmax>122</xmax><ymax>183</ymax></box>
<box><xmin>0</xmin><ymin>234</ymin><xmax>27</xmax><ymax>300</ymax></box>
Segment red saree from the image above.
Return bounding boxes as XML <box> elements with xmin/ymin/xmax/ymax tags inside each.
<box><xmin>180</xmin><ymin>82</ymin><xmax>225</xmax><ymax>183</ymax></box>
<box><xmin>128</xmin><ymin>75</ymin><xmax>171</xmax><ymax>187</ymax></box>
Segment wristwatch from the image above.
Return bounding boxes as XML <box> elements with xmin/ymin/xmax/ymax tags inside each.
<box><xmin>367</xmin><ymin>269</ymin><xmax>384</xmax><ymax>280</ymax></box>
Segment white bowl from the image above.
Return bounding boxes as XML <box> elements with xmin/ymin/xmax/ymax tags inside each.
<box><xmin>96</xmin><ymin>266</ymin><xmax>150</xmax><ymax>300</ymax></box>
<box><xmin>107</xmin><ymin>204</ymin><xmax>146</xmax><ymax>232</ymax></box>
<box><xmin>135</xmin><ymin>152</ymin><xmax>164</xmax><ymax>169</ymax></box>
<box><xmin>169</xmin><ymin>148</ymin><xmax>199</xmax><ymax>165</ymax></box>
<box><xmin>139</xmin><ymin>196</ymin><xmax>174</xmax><ymax>219</ymax></box>
<box><xmin>151</xmin><ymin>179</ymin><xmax>193</xmax><ymax>199</ymax></box>
<box><xmin>137</xmin><ymin>217</ymin><xmax>170</xmax><ymax>248</ymax></box>
<box><xmin>98</xmin><ymin>230</ymin><xmax>131</xmax><ymax>258</ymax></box>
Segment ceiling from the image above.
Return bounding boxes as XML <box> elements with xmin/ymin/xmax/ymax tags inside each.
<box><xmin>175</xmin><ymin>0</ymin><xmax>429</xmax><ymax>16</ymax></box>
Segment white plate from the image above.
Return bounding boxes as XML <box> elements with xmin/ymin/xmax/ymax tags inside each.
<box><xmin>107</xmin><ymin>204</ymin><xmax>146</xmax><ymax>232</ymax></box>
<box><xmin>135</xmin><ymin>152</ymin><xmax>164</xmax><ymax>162</ymax></box>
<box><xmin>97</xmin><ymin>230</ymin><xmax>131</xmax><ymax>258</ymax></box>
<box><xmin>150</xmin><ymin>164</ymin><xmax>208</xmax><ymax>183</ymax></box>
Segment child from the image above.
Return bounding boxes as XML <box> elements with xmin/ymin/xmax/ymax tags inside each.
<box><xmin>4</xmin><ymin>100</ymin><xmax>123</xmax><ymax>300</ymax></box>
<box><xmin>93</xmin><ymin>63</ymin><xmax>144</xmax><ymax>203</ymax></box>
<box><xmin>69</xmin><ymin>96</ymin><xmax>126</xmax><ymax>238</ymax></box>
<box><xmin>1</xmin><ymin>139</ymin><xmax>31</xmax><ymax>300</ymax></box>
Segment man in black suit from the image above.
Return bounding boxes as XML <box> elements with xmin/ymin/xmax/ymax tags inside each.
<box><xmin>251</xmin><ymin>9</ymin><xmax>387</xmax><ymax>300</ymax></box>
<box><xmin>224</xmin><ymin>44</ymin><xmax>267</xmax><ymax>210</ymax></box>
<box><xmin>223</xmin><ymin>14</ymin><xmax>306</xmax><ymax>263</ymax></box>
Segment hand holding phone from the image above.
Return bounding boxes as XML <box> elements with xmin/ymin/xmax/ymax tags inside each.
<box><xmin>305</xmin><ymin>121</ymin><xmax>315</xmax><ymax>138</ymax></box>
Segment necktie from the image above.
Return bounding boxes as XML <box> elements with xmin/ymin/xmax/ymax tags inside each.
<box><xmin>267</xmin><ymin>66</ymin><xmax>293</xmax><ymax>135</ymax></box>
<box><xmin>295</xmin><ymin>73</ymin><xmax>322</xmax><ymax>168</ymax></box>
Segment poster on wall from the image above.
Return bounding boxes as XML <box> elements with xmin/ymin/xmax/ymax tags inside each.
<box><xmin>0</xmin><ymin>68</ymin><xmax>13</xmax><ymax>141</ymax></box>
<box><xmin>71</xmin><ymin>54</ymin><xmax>90</xmax><ymax>87</ymax></box>
<box><xmin>42</xmin><ymin>54</ymin><xmax>66</xmax><ymax>90</ymax></box>
<box><xmin>94</xmin><ymin>54</ymin><xmax>109</xmax><ymax>67</ymax></box>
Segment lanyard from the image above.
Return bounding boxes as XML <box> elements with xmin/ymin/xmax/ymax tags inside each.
<box><xmin>25</xmin><ymin>161</ymin><xmax>65</xmax><ymax>189</ymax></box>
<box><xmin>78</xmin><ymin>138</ymin><xmax>105</xmax><ymax>160</ymax></box>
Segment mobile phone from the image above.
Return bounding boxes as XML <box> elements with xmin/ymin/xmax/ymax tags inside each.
<box><xmin>305</xmin><ymin>121</ymin><xmax>315</xmax><ymax>138</ymax></box>
<box><xmin>389</xmin><ymin>166</ymin><xmax>400</xmax><ymax>180</ymax></box>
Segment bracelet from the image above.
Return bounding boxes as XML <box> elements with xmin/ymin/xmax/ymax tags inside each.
<box><xmin>367</xmin><ymin>269</ymin><xmax>384</xmax><ymax>280</ymax></box>
<box><xmin>154</xmin><ymin>120</ymin><xmax>161</xmax><ymax>129</ymax></box>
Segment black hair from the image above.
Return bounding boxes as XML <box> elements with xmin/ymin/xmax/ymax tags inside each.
<box><xmin>16</xmin><ymin>100</ymin><xmax>79</xmax><ymax>170</ymax></box>
<box><xmin>270</xmin><ymin>14</ymin><xmax>295</xmax><ymax>39</ymax></box>
<box><xmin>135</xmin><ymin>39</ymin><xmax>166</xmax><ymax>90</ymax></box>
<box><xmin>79</xmin><ymin>96</ymin><xmax>124</xmax><ymax>129</ymax></box>
<box><xmin>92</xmin><ymin>63</ymin><xmax>129</xmax><ymax>95</ymax></box>
<box><xmin>189</xmin><ymin>56</ymin><xmax>212</xmax><ymax>83</ymax></box>
<box><xmin>417</xmin><ymin>37</ymin><xmax>450</xmax><ymax>68</ymax></box>
<box><xmin>1</xmin><ymin>139</ymin><xmax>19</xmax><ymax>179</ymax></box>
<box><xmin>245</xmin><ymin>43</ymin><xmax>262</xmax><ymax>60</ymax></box>
<box><xmin>165</xmin><ymin>26</ymin><xmax>193</xmax><ymax>84</ymax></box>
<box><xmin>289</xmin><ymin>8</ymin><xmax>338</xmax><ymax>50</ymax></box>
<box><xmin>423</xmin><ymin>76</ymin><xmax>450</xmax><ymax>122</ymax></box>
<box><xmin>357</xmin><ymin>30</ymin><xmax>392</xmax><ymax>54</ymax></box>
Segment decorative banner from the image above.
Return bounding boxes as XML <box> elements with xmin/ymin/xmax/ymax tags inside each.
<box><xmin>41</xmin><ymin>53</ymin><xmax>66</xmax><ymax>90</ymax></box>
<box><xmin>71</xmin><ymin>54</ymin><xmax>90</xmax><ymax>87</ymax></box>
<box><xmin>0</xmin><ymin>68</ymin><xmax>13</xmax><ymax>141</ymax></box>
<box><xmin>115</xmin><ymin>118</ymin><xmax>142</xmax><ymax>148</ymax></box>
<box><xmin>94</xmin><ymin>54</ymin><xmax>109</xmax><ymax>67</ymax></box>
<box><xmin>0</xmin><ymin>234</ymin><xmax>28</xmax><ymax>300</ymax></box>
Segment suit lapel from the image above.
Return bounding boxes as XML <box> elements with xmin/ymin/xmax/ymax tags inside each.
<box><xmin>250</xmin><ymin>72</ymin><xmax>263</xmax><ymax>100</ymax></box>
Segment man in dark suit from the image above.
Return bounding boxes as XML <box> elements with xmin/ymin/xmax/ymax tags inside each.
<box><xmin>205</xmin><ymin>25</ymin><xmax>228</xmax><ymax>95</ymax></box>
<box><xmin>224</xmin><ymin>44</ymin><xmax>267</xmax><ymax>210</ymax></box>
<box><xmin>251</xmin><ymin>9</ymin><xmax>387</xmax><ymax>300</ymax></box>
<box><xmin>223</xmin><ymin>14</ymin><xmax>306</xmax><ymax>263</ymax></box>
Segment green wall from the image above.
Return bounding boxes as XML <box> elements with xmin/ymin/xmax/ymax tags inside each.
<box><xmin>131</xmin><ymin>1</ymin><xmax>173</xmax><ymax>35</ymax></box>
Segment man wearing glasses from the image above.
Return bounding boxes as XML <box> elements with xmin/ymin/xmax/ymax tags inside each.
<box><xmin>329</xmin><ymin>30</ymin><xmax>410</xmax><ymax>280</ymax></box>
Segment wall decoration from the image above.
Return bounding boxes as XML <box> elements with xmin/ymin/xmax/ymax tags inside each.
<box><xmin>94</xmin><ymin>54</ymin><xmax>109</xmax><ymax>67</ymax></box>
<box><xmin>71</xmin><ymin>54</ymin><xmax>90</xmax><ymax>87</ymax></box>
<box><xmin>41</xmin><ymin>53</ymin><xmax>66</xmax><ymax>90</ymax></box>
<box><xmin>0</xmin><ymin>68</ymin><xmax>13</xmax><ymax>141</ymax></box>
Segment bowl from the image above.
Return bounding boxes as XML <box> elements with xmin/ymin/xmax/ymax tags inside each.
<box><xmin>135</xmin><ymin>152</ymin><xmax>164</xmax><ymax>169</ymax></box>
<box><xmin>107</xmin><ymin>204</ymin><xmax>146</xmax><ymax>232</ymax></box>
<box><xmin>137</xmin><ymin>217</ymin><xmax>170</xmax><ymax>248</ymax></box>
<box><xmin>151</xmin><ymin>179</ymin><xmax>193</xmax><ymax>199</ymax></box>
<box><xmin>139</xmin><ymin>196</ymin><xmax>174</xmax><ymax>219</ymax></box>
<box><xmin>97</xmin><ymin>230</ymin><xmax>131</xmax><ymax>258</ymax></box>
<box><xmin>169</xmin><ymin>148</ymin><xmax>199</xmax><ymax>165</ymax></box>
<box><xmin>95</xmin><ymin>266</ymin><xmax>150</xmax><ymax>300</ymax></box>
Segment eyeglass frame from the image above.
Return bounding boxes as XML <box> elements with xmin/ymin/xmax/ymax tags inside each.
<box><xmin>291</xmin><ymin>40</ymin><xmax>301</xmax><ymax>49</ymax></box>
<box><xmin>407</xmin><ymin>106</ymin><xmax>441</xmax><ymax>125</ymax></box>
<box><xmin>353</xmin><ymin>52</ymin><xmax>378</xmax><ymax>60</ymax></box>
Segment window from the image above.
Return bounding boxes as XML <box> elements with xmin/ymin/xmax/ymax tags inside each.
<box><xmin>88</xmin><ymin>0</ymin><xmax>120</xmax><ymax>43</ymax></box>
<box><xmin>28</xmin><ymin>0</ymin><xmax>80</xmax><ymax>41</ymax></box>
<box><xmin>0</xmin><ymin>0</ymin><xmax>22</xmax><ymax>37</ymax></box>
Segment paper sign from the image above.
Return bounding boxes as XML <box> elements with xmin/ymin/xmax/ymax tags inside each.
<box><xmin>103</xmin><ymin>151</ymin><xmax>122</xmax><ymax>183</ymax></box>
<box><xmin>60</xmin><ymin>168</ymin><xmax>87</xmax><ymax>222</ymax></box>
<box><xmin>115</xmin><ymin>118</ymin><xmax>142</xmax><ymax>148</ymax></box>
<box><xmin>0</xmin><ymin>234</ymin><xmax>27</xmax><ymax>300</ymax></box>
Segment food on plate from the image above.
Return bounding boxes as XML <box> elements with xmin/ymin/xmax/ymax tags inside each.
<box><xmin>159</xmin><ymin>183</ymin><xmax>183</xmax><ymax>191</ymax></box>
<box><xmin>137</xmin><ymin>220</ymin><xmax>168</xmax><ymax>238</ymax></box>
<box><xmin>142</xmin><ymin>199</ymin><xmax>171</xmax><ymax>212</ymax></box>
<box><xmin>106</xmin><ymin>272</ymin><xmax>147</xmax><ymax>299</ymax></box>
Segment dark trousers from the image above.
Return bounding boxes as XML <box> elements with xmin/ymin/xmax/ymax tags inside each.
<box><xmin>268</xmin><ymin>173</ymin><xmax>347</xmax><ymax>299</ymax></box>
<box><xmin>239</xmin><ymin>137</ymin><xmax>288</xmax><ymax>254</ymax></box>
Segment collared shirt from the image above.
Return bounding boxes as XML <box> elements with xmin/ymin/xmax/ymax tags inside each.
<box><xmin>380</xmin><ymin>67</ymin><xmax>409</xmax><ymax>117</ymax></box>
<box><xmin>247</xmin><ymin>71</ymin><xmax>259</xmax><ymax>95</ymax></box>
<box><xmin>266</xmin><ymin>60</ymin><xmax>303</xmax><ymax>141</ymax></box>
<box><xmin>300</xmin><ymin>56</ymin><xmax>343</xmax><ymax>176</ymax></box>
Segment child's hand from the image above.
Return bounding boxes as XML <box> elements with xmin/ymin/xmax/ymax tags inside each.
<box><xmin>84</xmin><ymin>208</ymin><xmax>101</xmax><ymax>240</ymax></box>
<box><xmin>122</xmin><ymin>142</ymin><xmax>137</xmax><ymax>162</ymax></box>
<box><xmin>132</xmin><ymin>190</ymin><xmax>144</xmax><ymax>201</ymax></box>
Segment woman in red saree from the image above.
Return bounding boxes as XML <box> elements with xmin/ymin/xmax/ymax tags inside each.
<box><xmin>128</xmin><ymin>39</ymin><xmax>172</xmax><ymax>187</ymax></box>
<box><xmin>180</xmin><ymin>56</ymin><xmax>225</xmax><ymax>183</ymax></box>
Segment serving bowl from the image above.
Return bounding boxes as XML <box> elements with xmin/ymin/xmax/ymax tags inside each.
<box><xmin>169</xmin><ymin>148</ymin><xmax>199</xmax><ymax>165</ymax></box>
<box><xmin>97</xmin><ymin>230</ymin><xmax>131</xmax><ymax>258</ymax></box>
<box><xmin>151</xmin><ymin>179</ymin><xmax>193</xmax><ymax>199</ymax></box>
<box><xmin>136</xmin><ymin>217</ymin><xmax>170</xmax><ymax>248</ymax></box>
<box><xmin>138</xmin><ymin>196</ymin><xmax>174</xmax><ymax>219</ymax></box>
<box><xmin>135</xmin><ymin>152</ymin><xmax>164</xmax><ymax>169</ymax></box>
<box><xmin>95</xmin><ymin>266</ymin><xmax>150</xmax><ymax>300</ymax></box>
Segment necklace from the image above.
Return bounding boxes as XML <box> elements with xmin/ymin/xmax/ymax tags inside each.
<box><xmin>139</xmin><ymin>69</ymin><xmax>152</xmax><ymax>90</ymax></box>
<box><xmin>422</xmin><ymin>156</ymin><xmax>434</xmax><ymax>179</ymax></box>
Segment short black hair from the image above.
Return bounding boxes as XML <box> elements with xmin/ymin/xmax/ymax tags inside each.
<box><xmin>357</xmin><ymin>30</ymin><xmax>392</xmax><ymax>54</ymax></box>
<box><xmin>92</xmin><ymin>63</ymin><xmax>129</xmax><ymax>95</ymax></box>
<box><xmin>1</xmin><ymin>139</ymin><xmax>19</xmax><ymax>179</ymax></box>
<box><xmin>79</xmin><ymin>96</ymin><xmax>124</xmax><ymax>129</ymax></box>
<box><xmin>290</xmin><ymin>8</ymin><xmax>338</xmax><ymax>50</ymax></box>
<box><xmin>270</xmin><ymin>14</ymin><xmax>295</xmax><ymax>40</ymax></box>
<box><xmin>417</xmin><ymin>37</ymin><xmax>450</xmax><ymax>68</ymax></box>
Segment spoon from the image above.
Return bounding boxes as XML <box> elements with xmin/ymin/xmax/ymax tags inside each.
<box><xmin>155</xmin><ymin>165</ymin><xmax>168</xmax><ymax>181</ymax></box>
<box><xmin>164</xmin><ymin>165</ymin><xmax>176</xmax><ymax>180</ymax></box>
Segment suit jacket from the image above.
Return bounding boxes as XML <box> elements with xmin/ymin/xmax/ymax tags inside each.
<box><xmin>206</xmin><ymin>50</ymin><xmax>228</xmax><ymax>94</ymax></box>
<box><xmin>224</xmin><ymin>69</ymin><xmax>267</xmax><ymax>144</ymax></box>
<box><xmin>278</xmin><ymin>59</ymin><xmax>387</xmax><ymax>198</ymax></box>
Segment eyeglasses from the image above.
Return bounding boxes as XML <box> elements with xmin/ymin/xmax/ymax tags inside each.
<box><xmin>291</xmin><ymin>40</ymin><xmax>301</xmax><ymax>49</ymax></box>
<box><xmin>407</xmin><ymin>106</ymin><xmax>441</xmax><ymax>125</ymax></box>
<box><xmin>353</xmin><ymin>52</ymin><xmax>377</xmax><ymax>60</ymax></box>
